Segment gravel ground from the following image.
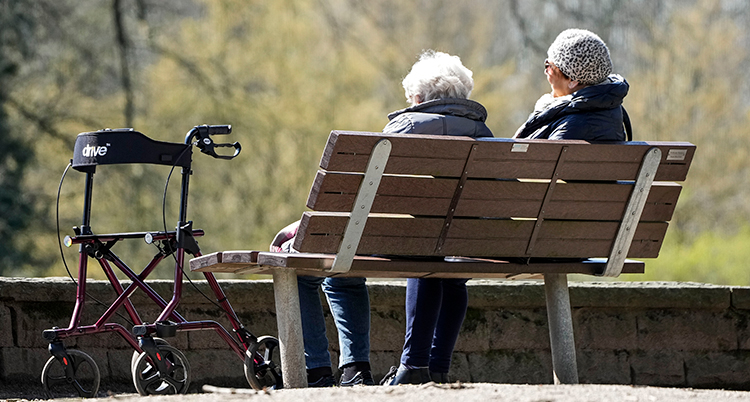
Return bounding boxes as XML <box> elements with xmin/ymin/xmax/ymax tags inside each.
<box><xmin>5</xmin><ymin>383</ymin><xmax>750</xmax><ymax>402</ymax></box>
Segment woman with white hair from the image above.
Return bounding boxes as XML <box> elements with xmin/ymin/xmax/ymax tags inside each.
<box><xmin>382</xmin><ymin>50</ymin><xmax>493</xmax><ymax>386</ymax></box>
<box><xmin>514</xmin><ymin>28</ymin><xmax>630</xmax><ymax>141</ymax></box>
<box><xmin>383</xmin><ymin>50</ymin><xmax>493</xmax><ymax>137</ymax></box>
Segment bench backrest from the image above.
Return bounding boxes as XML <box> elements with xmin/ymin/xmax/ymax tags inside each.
<box><xmin>292</xmin><ymin>131</ymin><xmax>695</xmax><ymax>270</ymax></box>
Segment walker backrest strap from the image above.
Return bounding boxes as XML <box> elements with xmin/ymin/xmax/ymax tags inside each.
<box><xmin>72</xmin><ymin>129</ymin><xmax>192</xmax><ymax>172</ymax></box>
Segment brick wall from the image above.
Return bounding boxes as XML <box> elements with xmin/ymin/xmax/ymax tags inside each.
<box><xmin>2</xmin><ymin>277</ymin><xmax>749</xmax><ymax>392</ymax></box>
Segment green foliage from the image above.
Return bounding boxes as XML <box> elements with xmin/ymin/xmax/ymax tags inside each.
<box><xmin>0</xmin><ymin>0</ymin><xmax>45</xmax><ymax>274</ymax></box>
<box><xmin>0</xmin><ymin>98</ymin><xmax>38</xmax><ymax>273</ymax></box>
<box><xmin>627</xmin><ymin>0</ymin><xmax>750</xmax><ymax>240</ymax></box>
<box><xmin>1</xmin><ymin>0</ymin><xmax>750</xmax><ymax>285</ymax></box>
<box><xmin>638</xmin><ymin>226</ymin><xmax>750</xmax><ymax>286</ymax></box>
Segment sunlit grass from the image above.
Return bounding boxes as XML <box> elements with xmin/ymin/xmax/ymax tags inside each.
<box><xmin>633</xmin><ymin>226</ymin><xmax>750</xmax><ymax>286</ymax></box>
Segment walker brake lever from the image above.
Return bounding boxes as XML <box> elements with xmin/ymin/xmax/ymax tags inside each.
<box><xmin>199</xmin><ymin>139</ymin><xmax>241</xmax><ymax>160</ymax></box>
<box><xmin>194</xmin><ymin>124</ymin><xmax>242</xmax><ymax>160</ymax></box>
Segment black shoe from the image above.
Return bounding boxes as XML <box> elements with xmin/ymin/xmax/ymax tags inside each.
<box><xmin>340</xmin><ymin>370</ymin><xmax>375</xmax><ymax>386</ymax></box>
<box><xmin>308</xmin><ymin>374</ymin><xmax>336</xmax><ymax>387</ymax></box>
<box><xmin>429</xmin><ymin>371</ymin><xmax>450</xmax><ymax>384</ymax></box>
<box><xmin>386</xmin><ymin>366</ymin><xmax>431</xmax><ymax>385</ymax></box>
<box><xmin>379</xmin><ymin>366</ymin><xmax>399</xmax><ymax>385</ymax></box>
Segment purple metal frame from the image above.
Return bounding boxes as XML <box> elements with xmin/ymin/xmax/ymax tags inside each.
<box><xmin>47</xmin><ymin>126</ymin><xmax>257</xmax><ymax>367</ymax></box>
<box><xmin>51</xmin><ymin>230</ymin><xmax>252</xmax><ymax>361</ymax></box>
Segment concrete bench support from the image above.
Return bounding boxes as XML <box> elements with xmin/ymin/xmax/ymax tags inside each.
<box><xmin>272</xmin><ymin>268</ymin><xmax>307</xmax><ymax>388</ymax></box>
<box><xmin>544</xmin><ymin>273</ymin><xmax>578</xmax><ymax>384</ymax></box>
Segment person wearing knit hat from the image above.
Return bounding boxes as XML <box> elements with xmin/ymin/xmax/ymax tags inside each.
<box><xmin>547</xmin><ymin>28</ymin><xmax>612</xmax><ymax>86</ymax></box>
<box><xmin>514</xmin><ymin>28</ymin><xmax>631</xmax><ymax>141</ymax></box>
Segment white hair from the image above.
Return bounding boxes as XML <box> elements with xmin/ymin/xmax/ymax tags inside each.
<box><xmin>402</xmin><ymin>50</ymin><xmax>474</xmax><ymax>104</ymax></box>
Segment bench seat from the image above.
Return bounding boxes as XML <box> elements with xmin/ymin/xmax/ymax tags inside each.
<box><xmin>192</xmin><ymin>251</ymin><xmax>645</xmax><ymax>278</ymax></box>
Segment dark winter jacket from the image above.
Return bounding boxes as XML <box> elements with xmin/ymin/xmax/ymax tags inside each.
<box><xmin>514</xmin><ymin>74</ymin><xmax>629</xmax><ymax>141</ymax></box>
<box><xmin>383</xmin><ymin>98</ymin><xmax>494</xmax><ymax>138</ymax></box>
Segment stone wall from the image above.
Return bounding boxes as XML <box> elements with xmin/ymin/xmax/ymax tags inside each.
<box><xmin>2</xmin><ymin>277</ymin><xmax>750</xmax><ymax>392</ymax></box>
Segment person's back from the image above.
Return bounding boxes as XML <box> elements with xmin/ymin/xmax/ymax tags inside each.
<box><xmin>381</xmin><ymin>50</ymin><xmax>492</xmax><ymax>386</ymax></box>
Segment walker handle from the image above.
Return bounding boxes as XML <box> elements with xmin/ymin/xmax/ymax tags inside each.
<box><xmin>187</xmin><ymin>124</ymin><xmax>242</xmax><ymax>160</ymax></box>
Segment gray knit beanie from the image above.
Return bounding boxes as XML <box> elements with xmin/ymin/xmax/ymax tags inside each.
<box><xmin>547</xmin><ymin>29</ymin><xmax>612</xmax><ymax>85</ymax></box>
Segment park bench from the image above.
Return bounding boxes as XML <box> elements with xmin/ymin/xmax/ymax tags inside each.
<box><xmin>190</xmin><ymin>130</ymin><xmax>695</xmax><ymax>388</ymax></box>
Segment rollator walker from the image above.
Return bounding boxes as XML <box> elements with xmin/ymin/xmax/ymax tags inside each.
<box><xmin>41</xmin><ymin>125</ymin><xmax>282</xmax><ymax>397</ymax></box>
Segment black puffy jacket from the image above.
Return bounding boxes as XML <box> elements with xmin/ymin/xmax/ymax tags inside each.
<box><xmin>514</xmin><ymin>74</ymin><xmax>629</xmax><ymax>141</ymax></box>
<box><xmin>383</xmin><ymin>98</ymin><xmax>494</xmax><ymax>138</ymax></box>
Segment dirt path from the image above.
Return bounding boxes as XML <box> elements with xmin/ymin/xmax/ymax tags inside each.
<box><xmin>8</xmin><ymin>383</ymin><xmax>750</xmax><ymax>402</ymax></box>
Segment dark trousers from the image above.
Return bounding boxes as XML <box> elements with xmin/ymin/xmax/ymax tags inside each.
<box><xmin>400</xmin><ymin>277</ymin><xmax>469</xmax><ymax>373</ymax></box>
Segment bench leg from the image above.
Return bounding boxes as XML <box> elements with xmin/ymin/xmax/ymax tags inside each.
<box><xmin>272</xmin><ymin>268</ymin><xmax>307</xmax><ymax>388</ymax></box>
<box><xmin>543</xmin><ymin>273</ymin><xmax>579</xmax><ymax>384</ymax></box>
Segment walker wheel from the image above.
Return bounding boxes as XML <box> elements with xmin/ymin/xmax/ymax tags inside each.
<box><xmin>41</xmin><ymin>349</ymin><xmax>101</xmax><ymax>398</ymax></box>
<box><xmin>130</xmin><ymin>337</ymin><xmax>169</xmax><ymax>376</ymax></box>
<box><xmin>244</xmin><ymin>335</ymin><xmax>283</xmax><ymax>390</ymax></box>
<box><xmin>132</xmin><ymin>344</ymin><xmax>191</xmax><ymax>395</ymax></box>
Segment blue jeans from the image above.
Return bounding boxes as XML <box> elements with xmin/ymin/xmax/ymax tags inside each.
<box><xmin>297</xmin><ymin>275</ymin><xmax>371</xmax><ymax>369</ymax></box>
<box><xmin>400</xmin><ymin>277</ymin><xmax>469</xmax><ymax>373</ymax></box>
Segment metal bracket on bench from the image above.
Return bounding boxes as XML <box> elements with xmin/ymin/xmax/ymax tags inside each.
<box><xmin>602</xmin><ymin>147</ymin><xmax>662</xmax><ymax>277</ymax></box>
<box><xmin>329</xmin><ymin>138</ymin><xmax>392</xmax><ymax>273</ymax></box>
<box><xmin>436</xmin><ymin>143</ymin><xmax>478</xmax><ymax>253</ymax></box>
<box><xmin>526</xmin><ymin>146</ymin><xmax>570</xmax><ymax>256</ymax></box>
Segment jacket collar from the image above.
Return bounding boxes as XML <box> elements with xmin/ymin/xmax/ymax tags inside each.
<box><xmin>387</xmin><ymin>98</ymin><xmax>488</xmax><ymax>122</ymax></box>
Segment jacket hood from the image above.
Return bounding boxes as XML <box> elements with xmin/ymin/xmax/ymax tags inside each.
<box><xmin>566</xmin><ymin>74</ymin><xmax>629</xmax><ymax>112</ymax></box>
<box><xmin>387</xmin><ymin>98</ymin><xmax>488</xmax><ymax>122</ymax></box>
<box><xmin>517</xmin><ymin>74</ymin><xmax>628</xmax><ymax>137</ymax></box>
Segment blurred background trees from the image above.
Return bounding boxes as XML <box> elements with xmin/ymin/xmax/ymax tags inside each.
<box><xmin>1</xmin><ymin>0</ymin><xmax>749</xmax><ymax>284</ymax></box>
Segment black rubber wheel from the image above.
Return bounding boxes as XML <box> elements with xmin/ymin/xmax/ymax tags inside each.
<box><xmin>244</xmin><ymin>335</ymin><xmax>283</xmax><ymax>390</ymax></box>
<box><xmin>41</xmin><ymin>349</ymin><xmax>101</xmax><ymax>398</ymax></box>
<box><xmin>130</xmin><ymin>337</ymin><xmax>169</xmax><ymax>376</ymax></box>
<box><xmin>132</xmin><ymin>344</ymin><xmax>190</xmax><ymax>395</ymax></box>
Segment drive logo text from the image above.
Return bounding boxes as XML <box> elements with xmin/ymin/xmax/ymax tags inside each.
<box><xmin>82</xmin><ymin>143</ymin><xmax>110</xmax><ymax>157</ymax></box>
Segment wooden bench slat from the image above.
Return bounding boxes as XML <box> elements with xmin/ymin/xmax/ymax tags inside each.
<box><xmin>350</xmin><ymin>234</ymin><xmax>662</xmax><ymax>258</ymax></box>
<box><xmin>190</xmin><ymin>251</ymin><xmax>222</xmax><ymax>271</ymax></box>
<box><xmin>188</xmin><ymin>250</ymin><xmax>647</xmax><ymax>278</ymax></box>
<box><xmin>294</xmin><ymin>214</ymin><xmax>667</xmax><ymax>258</ymax></box>
<box><xmin>324</xmin><ymin>155</ymin><xmax>469</xmax><ymax>177</ymax></box>
<box><xmin>308</xmin><ymin>171</ymin><xmax>459</xmax><ymax>200</ymax></box>
<box><xmin>307</xmin><ymin>171</ymin><xmax>681</xmax><ymax>221</ymax></box>
<box><xmin>297</xmin><ymin>213</ymin><xmax>670</xmax><ymax>241</ymax></box>
<box><xmin>247</xmin><ymin>252</ymin><xmax>645</xmax><ymax>277</ymax></box>
<box><xmin>189</xmin><ymin>251</ymin><xmax>259</xmax><ymax>274</ymax></box>
<box><xmin>325</xmin><ymin>156</ymin><xmax>691</xmax><ymax>181</ymax></box>
<box><xmin>322</xmin><ymin>130</ymin><xmax>476</xmax><ymax>160</ymax></box>
<box><xmin>321</xmin><ymin>132</ymin><xmax>695</xmax><ymax>182</ymax></box>
<box><xmin>469</xmin><ymin>138</ymin><xmax>695</xmax><ymax>182</ymax></box>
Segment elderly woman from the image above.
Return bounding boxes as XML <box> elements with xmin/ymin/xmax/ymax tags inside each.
<box><xmin>382</xmin><ymin>50</ymin><xmax>493</xmax><ymax>385</ymax></box>
<box><xmin>514</xmin><ymin>28</ymin><xmax>630</xmax><ymax>141</ymax></box>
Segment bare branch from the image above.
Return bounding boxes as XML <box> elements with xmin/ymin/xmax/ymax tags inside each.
<box><xmin>509</xmin><ymin>0</ymin><xmax>546</xmax><ymax>55</ymax></box>
<box><xmin>4</xmin><ymin>97</ymin><xmax>75</xmax><ymax>148</ymax></box>
<box><xmin>113</xmin><ymin>0</ymin><xmax>134</xmax><ymax>127</ymax></box>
